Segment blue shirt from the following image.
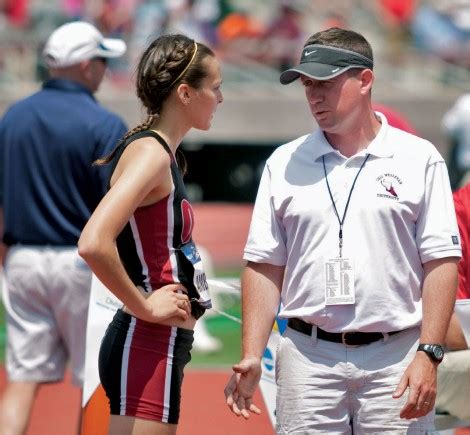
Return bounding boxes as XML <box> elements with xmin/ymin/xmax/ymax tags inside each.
<box><xmin>0</xmin><ymin>78</ymin><xmax>127</xmax><ymax>245</ymax></box>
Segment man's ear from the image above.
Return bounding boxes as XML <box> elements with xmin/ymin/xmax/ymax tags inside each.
<box><xmin>177</xmin><ymin>83</ymin><xmax>191</xmax><ymax>105</ymax></box>
<box><xmin>79</xmin><ymin>59</ymin><xmax>92</xmax><ymax>79</ymax></box>
<box><xmin>359</xmin><ymin>69</ymin><xmax>374</xmax><ymax>95</ymax></box>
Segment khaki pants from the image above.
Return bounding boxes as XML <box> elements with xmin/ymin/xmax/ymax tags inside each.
<box><xmin>2</xmin><ymin>245</ymin><xmax>92</xmax><ymax>386</ymax></box>
<box><xmin>276</xmin><ymin>325</ymin><xmax>435</xmax><ymax>434</ymax></box>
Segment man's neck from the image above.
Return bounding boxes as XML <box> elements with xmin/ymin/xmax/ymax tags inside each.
<box><xmin>325</xmin><ymin>111</ymin><xmax>382</xmax><ymax>158</ymax></box>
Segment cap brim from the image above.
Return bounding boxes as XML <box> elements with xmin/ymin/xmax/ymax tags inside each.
<box><xmin>280</xmin><ymin>63</ymin><xmax>350</xmax><ymax>84</ymax></box>
<box><xmin>96</xmin><ymin>38</ymin><xmax>127</xmax><ymax>58</ymax></box>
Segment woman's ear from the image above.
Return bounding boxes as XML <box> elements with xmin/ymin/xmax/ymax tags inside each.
<box><xmin>177</xmin><ymin>83</ymin><xmax>191</xmax><ymax>105</ymax></box>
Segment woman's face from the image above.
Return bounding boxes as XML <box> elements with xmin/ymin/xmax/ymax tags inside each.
<box><xmin>188</xmin><ymin>56</ymin><xmax>223</xmax><ymax>131</ymax></box>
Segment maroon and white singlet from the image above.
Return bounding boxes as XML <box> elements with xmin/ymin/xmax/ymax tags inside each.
<box><xmin>98</xmin><ymin>130</ymin><xmax>209</xmax><ymax>423</ymax></box>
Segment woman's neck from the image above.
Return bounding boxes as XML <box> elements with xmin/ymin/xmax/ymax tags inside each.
<box><xmin>150</xmin><ymin>114</ymin><xmax>189</xmax><ymax>155</ymax></box>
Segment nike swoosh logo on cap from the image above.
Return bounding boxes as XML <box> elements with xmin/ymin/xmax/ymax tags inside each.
<box><xmin>304</xmin><ymin>49</ymin><xmax>317</xmax><ymax>56</ymax></box>
<box><xmin>331</xmin><ymin>67</ymin><xmax>340</xmax><ymax>73</ymax></box>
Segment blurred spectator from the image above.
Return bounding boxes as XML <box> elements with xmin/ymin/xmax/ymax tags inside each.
<box><xmin>321</xmin><ymin>11</ymin><xmax>348</xmax><ymax>31</ymax></box>
<box><xmin>442</xmin><ymin>93</ymin><xmax>470</xmax><ymax>190</ymax></box>
<box><xmin>216</xmin><ymin>10</ymin><xmax>265</xmax><ymax>63</ymax></box>
<box><xmin>435</xmin><ymin>182</ymin><xmax>470</xmax><ymax>420</ymax></box>
<box><xmin>0</xmin><ymin>21</ymin><xmax>127</xmax><ymax>435</ymax></box>
<box><xmin>411</xmin><ymin>0</ymin><xmax>470</xmax><ymax>67</ymax></box>
<box><xmin>373</xmin><ymin>102</ymin><xmax>418</xmax><ymax>135</ymax></box>
<box><xmin>94</xmin><ymin>0</ymin><xmax>135</xmax><ymax>35</ymax></box>
<box><xmin>1</xmin><ymin>0</ymin><xmax>28</xmax><ymax>27</ymax></box>
<box><xmin>91</xmin><ymin>0</ymin><xmax>136</xmax><ymax>81</ymax></box>
<box><xmin>60</xmin><ymin>0</ymin><xmax>85</xmax><ymax>19</ymax></box>
<box><xmin>372</xmin><ymin>0</ymin><xmax>417</xmax><ymax>64</ymax></box>
<box><xmin>261</xmin><ymin>1</ymin><xmax>304</xmax><ymax>71</ymax></box>
<box><xmin>128</xmin><ymin>0</ymin><xmax>169</xmax><ymax>69</ymax></box>
<box><xmin>166</xmin><ymin>0</ymin><xmax>220</xmax><ymax>47</ymax></box>
<box><xmin>453</xmin><ymin>183</ymin><xmax>470</xmax><ymax>301</ymax></box>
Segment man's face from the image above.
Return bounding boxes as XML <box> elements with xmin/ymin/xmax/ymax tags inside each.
<box><xmin>300</xmin><ymin>70</ymin><xmax>365</xmax><ymax>135</ymax></box>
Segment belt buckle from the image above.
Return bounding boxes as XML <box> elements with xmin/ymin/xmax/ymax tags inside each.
<box><xmin>341</xmin><ymin>332</ymin><xmax>359</xmax><ymax>347</ymax></box>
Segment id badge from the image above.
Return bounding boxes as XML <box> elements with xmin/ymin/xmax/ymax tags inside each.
<box><xmin>324</xmin><ymin>257</ymin><xmax>355</xmax><ymax>305</ymax></box>
<box><xmin>181</xmin><ymin>242</ymin><xmax>212</xmax><ymax>309</ymax></box>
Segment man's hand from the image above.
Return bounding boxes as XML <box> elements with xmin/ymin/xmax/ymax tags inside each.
<box><xmin>392</xmin><ymin>352</ymin><xmax>439</xmax><ymax>419</ymax></box>
<box><xmin>224</xmin><ymin>357</ymin><xmax>263</xmax><ymax>419</ymax></box>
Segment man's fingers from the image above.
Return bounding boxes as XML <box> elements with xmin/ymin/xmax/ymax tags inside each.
<box><xmin>246</xmin><ymin>399</ymin><xmax>262</xmax><ymax>415</ymax></box>
<box><xmin>392</xmin><ymin>374</ymin><xmax>409</xmax><ymax>399</ymax></box>
<box><xmin>232</xmin><ymin>398</ymin><xmax>242</xmax><ymax>416</ymax></box>
<box><xmin>233</xmin><ymin>362</ymin><xmax>249</xmax><ymax>374</ymax></box>
<box><xmin>400</xmin><ymin>386</ymin><xmax>420</xmax><ymax>419</ymax></box>
<box><xmin>249</xmin><ymin>403</ymin><xmax>262</xmax><ymax>415</ymax></box>
<box><xmin>237</xmin><ymin>397</ymin><xmax>251</xmax><ymax>419</ymax></box>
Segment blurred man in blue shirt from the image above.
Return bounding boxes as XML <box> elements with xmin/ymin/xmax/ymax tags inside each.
<box><xmin>0</xmin><ymin>21</ymin><xmax>127</xmax><ymax>434</ymax></box>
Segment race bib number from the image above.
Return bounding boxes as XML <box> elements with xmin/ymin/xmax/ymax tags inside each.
<box><xmin>181</xmin><ymin>242</ymin><xmax>212</xmax><ymax>309</ymax></box>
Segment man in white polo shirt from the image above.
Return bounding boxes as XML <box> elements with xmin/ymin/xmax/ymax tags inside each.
<box><xmin>225</xmin><ymin>27</ymin><xmax>462</xmax><ymax>433</ymax></box>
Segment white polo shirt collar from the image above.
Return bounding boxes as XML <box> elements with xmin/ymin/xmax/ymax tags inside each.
<box><xmin>310</xmin><ymin>111</ymin><xmax>394</xmax><ymax>162</ymax></box>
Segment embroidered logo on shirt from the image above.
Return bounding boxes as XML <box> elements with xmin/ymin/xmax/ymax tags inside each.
<box><xmin>452</xmin><ymin>235</ymin><xmax>460</xmax><ymax>245</ymax></box>
<box><xmin>376</xmin><ymin>173</ymin><xmax>402</xmax><ymax>200</ymax></box>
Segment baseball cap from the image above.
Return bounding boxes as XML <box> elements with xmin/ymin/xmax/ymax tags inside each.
<box><xmin>280</xmin><ymin>44</ymin><xmax>373</xmax><ymax>85</ymax></box>
<box><xmin>43</xmin><ymin>21</ymin><xmax>127</xmax><ymax>68</ymax></box>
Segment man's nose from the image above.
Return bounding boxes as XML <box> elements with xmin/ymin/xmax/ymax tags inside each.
<box><xmin>307</xmin><ymin>89</ymin><xmax>323</xmax><ymax>104</ymax></box>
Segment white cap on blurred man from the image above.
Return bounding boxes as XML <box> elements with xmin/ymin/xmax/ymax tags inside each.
<box><xmin>43</xmin><ymin>21</ymin><xmax>126</xmax><ymax>68</ymax></box>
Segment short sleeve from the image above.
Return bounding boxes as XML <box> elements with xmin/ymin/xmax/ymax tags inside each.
<box><xmin>243</xmin><ymin>163</ymin><xmax>287</xmax><ymax>265</ymax></box>
<box><xmin>416</xmin><ymin>160</ymin><xmax>462</xmax><ymax>262</ymax></box>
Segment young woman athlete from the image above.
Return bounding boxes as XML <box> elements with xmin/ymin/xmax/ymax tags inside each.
<box><xmin>79</xmin><ymin>34</ymin><xmax>223</xmax><ymax>435</ymax></box>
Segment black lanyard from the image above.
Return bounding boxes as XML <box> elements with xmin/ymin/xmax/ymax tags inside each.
<box><xmin>322</xmin><ymin>153</ymin><xmax>370</xmax><ymax>258</ymax></box>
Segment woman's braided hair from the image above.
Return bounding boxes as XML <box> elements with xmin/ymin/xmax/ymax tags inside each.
<box><xmin>95</xmin><ymin>34</ymin><xmax>215</xmax><ymax>167</ymax></box>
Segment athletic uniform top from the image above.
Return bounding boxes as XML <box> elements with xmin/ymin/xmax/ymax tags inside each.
<box><xmin>0</xmin><ymin>78</ymin><xmax>127</xmax><ymax>246</ymax></box>
<box><xmin>109</xmin><ymin>130</ymin><xmax>210</xmax><ymax>319</ymax></box>
<box><xmin>244</xmin><ymin>112</ymin><xmax>461</xmax><ymax>332</ymax></box>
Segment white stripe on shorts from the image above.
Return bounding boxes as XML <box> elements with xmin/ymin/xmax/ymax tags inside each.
<box><xmin>162</xmin><ymin>326</ymin><xmax>178</xmax><ymax>423</ymax></box>
<box><xmin>120</xmin><ymin>316</ymin><xmax>136</xmax><ymax>415</ymax></box>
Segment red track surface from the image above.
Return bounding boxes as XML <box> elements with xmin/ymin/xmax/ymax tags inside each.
<box><xmin>0</xmin><ymin>369</ymin><xmax>273</xmax><ymax>434</ymax></box>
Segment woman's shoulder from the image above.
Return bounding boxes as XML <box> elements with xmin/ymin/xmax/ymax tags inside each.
<box><xmin>123</xmin><ymin>134</ymin><xmax>172</xmax><ymax>166</ymax></box>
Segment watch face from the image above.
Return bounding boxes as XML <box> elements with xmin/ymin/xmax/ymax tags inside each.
<box><xmin>418</xmin><ymin>344</ymin><xmax>445</xmax><ymax>362</ymax></box>
<box><xmin>433</xmin><ymin>346</ymin><xmax>444</xmax><ymax>360</ymax></box>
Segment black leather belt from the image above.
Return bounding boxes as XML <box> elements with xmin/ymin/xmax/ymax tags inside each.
<box><xmin>287</xmin><ymin>318</ymin><xmax>400</xmax><ymax>346</ymax></box>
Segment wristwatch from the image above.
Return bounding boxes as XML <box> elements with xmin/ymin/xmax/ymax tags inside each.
<box><xmin>417</xmin><ymin>344</ymin><xmax>445</xmax><ymax>363</ymax></box>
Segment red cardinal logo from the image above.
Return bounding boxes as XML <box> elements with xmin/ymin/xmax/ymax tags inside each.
<box><xmin>381</xmin><ymin>179</ymin><xmax>398</xmax><ymax>197</ymax></box>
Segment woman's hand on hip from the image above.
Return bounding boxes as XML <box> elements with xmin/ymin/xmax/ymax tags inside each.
<box><xmin>146</xmin><ymin>284</ymin><xmax>191</xmax><ymax>322</ymax></box>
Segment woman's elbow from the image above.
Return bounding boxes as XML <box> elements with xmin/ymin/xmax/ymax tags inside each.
<box><xmin>78</xmin><ymin>233</ymin><xmax>102</xmax><ymax>263</ymax></box>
